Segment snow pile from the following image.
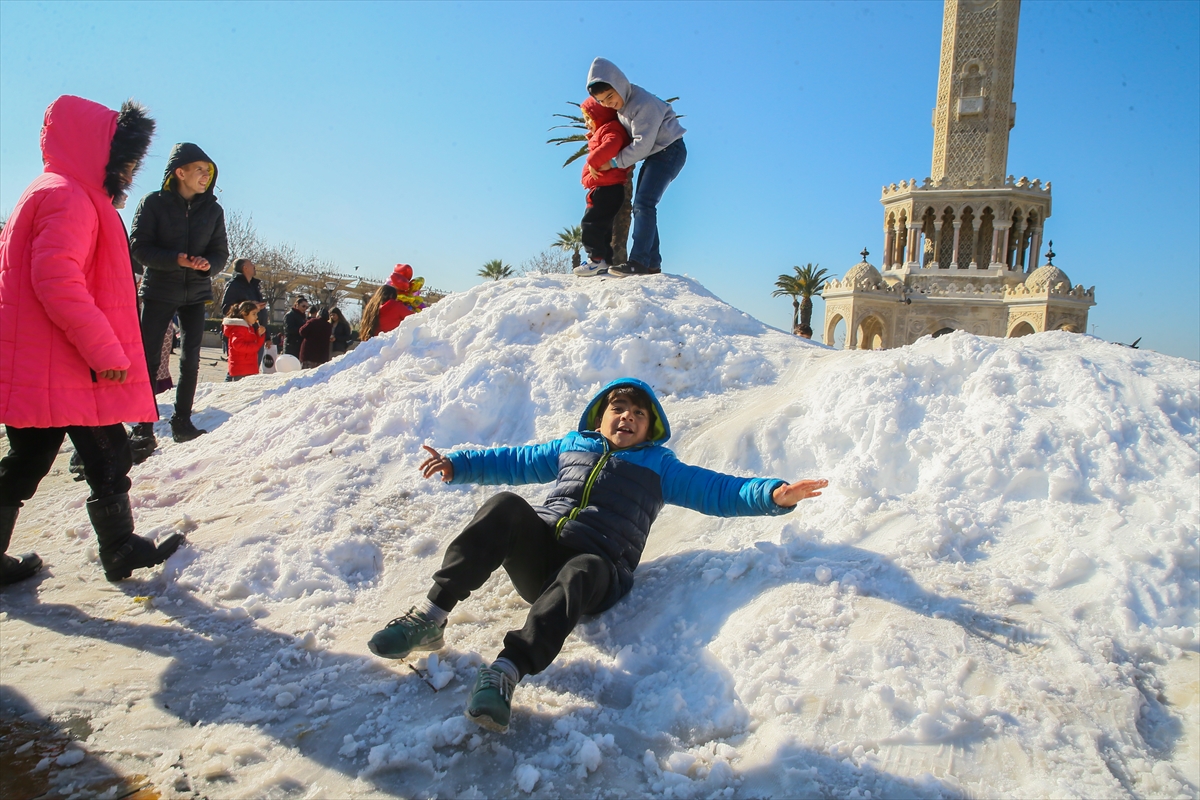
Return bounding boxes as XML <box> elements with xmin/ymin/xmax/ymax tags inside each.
<box><xmin>2</xmin><ymin>273</ymin><xmax>1196</xmax><ymax>799</ymax></box>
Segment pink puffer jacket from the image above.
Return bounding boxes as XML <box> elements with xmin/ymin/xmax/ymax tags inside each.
<box><xmin>0</xmin><ymin>95</ymin><xmax>156</xmax><ymax>428</ymax></box>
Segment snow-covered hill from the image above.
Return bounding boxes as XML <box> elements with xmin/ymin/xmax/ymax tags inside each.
<box><xmin>2</xmin><ymin>274</ymin><xmax>1197</xmax><ymax>799</ymax></box>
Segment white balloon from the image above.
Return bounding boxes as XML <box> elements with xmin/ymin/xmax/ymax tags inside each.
<box><xmin>275</xmin><ymin>354</ymin><xmax>302</xmax><ymax>373</ymax></box>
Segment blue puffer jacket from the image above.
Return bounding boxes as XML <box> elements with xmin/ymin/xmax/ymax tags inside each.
<box><xmin>445</xmin><ymin>378</ymin><xmax>791</xmax><ymax>610</ymax></box>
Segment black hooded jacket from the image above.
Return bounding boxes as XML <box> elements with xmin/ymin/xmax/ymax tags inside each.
<box><xmin>129</xmin><ymin>142</ymin><xmax>229</xmax><ymax>305</ymax></box>
<box><xmin>220</xmin><ymin>271</ymin><xmax>264</xmax><ymax>315</ymax></box>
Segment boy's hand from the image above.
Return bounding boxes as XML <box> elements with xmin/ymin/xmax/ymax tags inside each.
<box><xmin>772</xmin><ymin>479</ymin><xmax>828</xmax><ymax>508</ymax></box>
<box><xmin>420</xmin><ymin>444</ymin><xmax>454</xmax><ymax>482</ymax></box>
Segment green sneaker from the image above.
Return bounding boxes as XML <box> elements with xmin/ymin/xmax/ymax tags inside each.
<box><xmin>367</xmin><ymin>607</ymin><xmax>445</xmax><ymax>659</ymax></box>
<box><xmin>465</xmin><ymin>665</ymin><xmax>515</xmax><ymax>733</ymax></box>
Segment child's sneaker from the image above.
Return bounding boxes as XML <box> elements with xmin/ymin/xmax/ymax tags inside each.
<box><xmin>465</xmin><ymin>665</ymin><xmax>515</xmax><ymax>733</ymax></box>
<box><xmin>367</xmin><ymin>607</ymin><xmax>446</xmax><ymax>659</ymax></box>
<box><xmin>573</xmin><ymin>259</ymin><xmax>608</xmax><ymax>277</ymax></box>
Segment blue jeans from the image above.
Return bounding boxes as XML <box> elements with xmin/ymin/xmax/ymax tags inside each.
<box><xmin>630</xmin><ymin>138</ymin><xmax>687</xmax><ymax>270</ymax></box>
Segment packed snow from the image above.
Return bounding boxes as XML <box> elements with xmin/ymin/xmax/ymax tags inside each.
<box><xmin>2</xmin><ymin>273</ymin><xmax>1197</xmax><ymax>799</ymax></box>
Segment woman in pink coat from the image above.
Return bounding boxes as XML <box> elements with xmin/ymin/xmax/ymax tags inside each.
<box><xmin>0</xmin><ymin>95</ymin><xmax>184</xmax><ymax>585</ymax></box>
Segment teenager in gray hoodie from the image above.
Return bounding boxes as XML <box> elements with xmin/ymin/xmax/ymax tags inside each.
<box><xmin>586</xmin><ymin>57</ymin><xmax>687</xmax><ymax>278</ymax></box>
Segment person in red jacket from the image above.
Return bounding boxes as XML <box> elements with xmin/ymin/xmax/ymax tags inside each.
<box><xmin>222</xmin><ymin>301</ymin><xmax>266</xmax><ymax>381</ymax></box>
<box><xmin>573</xmin><ymin>97</ymin><xmax>632</xmax><ymax>277</ymax></box>
<box><xmin>360</xmin><ymin>284</ymin><xmax>403</xmax><ymax>341</ymax></box>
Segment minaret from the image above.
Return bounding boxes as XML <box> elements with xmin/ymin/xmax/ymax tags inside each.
<box><xmin>930</xmin><ymin>0</ymin><xmax>1022</xmax><ymax>185</ymax></box>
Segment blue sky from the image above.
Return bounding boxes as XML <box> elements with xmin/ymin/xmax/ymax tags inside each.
<box><xmin>2</xmin><ymin>1</ymin><xmax>1197</xmax><ymax>359</ymax></box>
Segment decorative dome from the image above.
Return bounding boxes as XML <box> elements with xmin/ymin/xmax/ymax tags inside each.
<box><xmin>1025</xmin><ymin>264</ymin><xmax>1072</xmax><ymax>292</ymax></box>
<box><xmin>843</xmin><ymin>260</ymin><xmax>883</xmax><ymax>286</ymax></box>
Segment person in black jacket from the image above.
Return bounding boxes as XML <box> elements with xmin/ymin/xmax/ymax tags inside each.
<box><xmin>328</xmin><ymin>307</ymin><xmax>352</xmax><ymax>356</ymax></box>
<box><xmin>220</xmin><ymin>258</ymin><xmax>266</xmax><ymax>316</ymax></box>
<box><xmin>129</xmin><ymin>142</ymin><xmax>228</xmax><ymax>445</ymax></box>
<box><xmin>283</xmin><ymin>295</ymin><xmax>309</xmax><ymax>359</ymax></box>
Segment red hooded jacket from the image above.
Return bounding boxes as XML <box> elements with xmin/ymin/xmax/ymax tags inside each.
<box><xmin>222</xmin><ymin>318</ymin><xmax>265</xmax><ymax>377</ymax></box>
<box><xmin>580</xmin><ymin>98</ymin><xmax>631</xmax><ymax>190</ymax></box>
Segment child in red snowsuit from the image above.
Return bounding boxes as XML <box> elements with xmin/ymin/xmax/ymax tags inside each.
<box><xmin>222</xmin><ymin>301</ymin><xmax>266</xmax><ymax>381</ymax></box>
<box><xmin>574</xmin><ymin>97</ymin><xmax>632</xmax><ymax>277</ymax></box>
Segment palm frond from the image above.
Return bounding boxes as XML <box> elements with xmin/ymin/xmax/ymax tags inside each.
<box><xmin>562</xmin><ymin>145</ymin><xmax>588</xmax><ymax>167</ymax></box>
<box><xmin>792</xmin><ymin>263</ymin><xmax>830</xmax><ymax>296</ymax></box>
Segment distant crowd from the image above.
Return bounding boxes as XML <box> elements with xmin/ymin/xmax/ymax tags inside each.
<box><xmin>220</xmin><ymin>261</ymin><xmax>429</xmax><ymax>382</ymax></box>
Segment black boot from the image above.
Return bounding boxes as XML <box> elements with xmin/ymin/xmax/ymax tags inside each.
<box><xmin>1</xmin><ymin>506</ymin><xmax>42</xmax><ymax>586</ymax></box>
<box><xmin>68</xmin><ymin>451</ymin><xmax>86</xmax><ymax>481</ymax></box>
<box><xmin>87</xmin><ymin>494</ymin><xmax>184</xmax><ymax>582</ymax></box>
<box><xmin>129</xmin><ymin>423</ymin><xmax>156</xmax><ymax>463</ymax></box>
<box><xmin>169</xmin><ymin>417</ymin><xmax>206</xmax><ymax>444</ymax></box>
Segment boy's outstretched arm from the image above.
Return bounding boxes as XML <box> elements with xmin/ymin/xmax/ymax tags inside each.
<box><xmin>771</xmin><ymin>479</ymin><xmax>828</xmax><ymax>508</ymax></box>
<box><xmin>420</xmin><ymin>444</ymin><xmax>454</xmax><ymax>482</ymax></box>
<box><xmin>418</xmin><ymin>439</ymin><xmax>566</xmax><ymax>486</ymax></box>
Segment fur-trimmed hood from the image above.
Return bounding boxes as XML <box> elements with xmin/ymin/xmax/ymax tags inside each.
<box><xmin>105</xmin><ymin>100</ymin><xmax>155</xmax><ymax>199</ymax></box>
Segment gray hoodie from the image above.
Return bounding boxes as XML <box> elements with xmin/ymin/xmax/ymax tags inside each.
<box><xmin>586</xmin><ymin>58</ymin><xmax>686</xmax><ymax>170</ymax></box>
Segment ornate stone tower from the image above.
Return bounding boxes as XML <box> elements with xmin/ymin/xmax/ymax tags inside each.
<box><xmin>930</xmin><ymin>0</ymin><xmax>1020</xmax><ymax>187</ymax></box>
<box><xmin>821</xmin><ymin>0</ymin><xmax>1095</xmax><ymax>349</ymax></box>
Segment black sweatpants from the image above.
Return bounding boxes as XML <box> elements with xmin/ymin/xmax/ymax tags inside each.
<box><xmin>428</xmin><ymin>492</ymin><xmax>613</xmax><ymax>679</ymax></box>
<box><xmin>0</xmin><ymin>424</ymin><xmax>133</xmax><ymax>506</ymax></box>
<box><xmin>581</xmin><ymin>184</ymin><xmax>625</xmax><ymax>264</ymax></box>
<box><xmin>141</xmin><ymin>298</ymin><xmax>206</xmax><ymax>420</ymax></box>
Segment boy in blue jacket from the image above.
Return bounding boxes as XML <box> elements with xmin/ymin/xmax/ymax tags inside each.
<box><xmin>368</xmin><ymin>378</ymin><xmax>827</xmax><ymax>733</ymax></box>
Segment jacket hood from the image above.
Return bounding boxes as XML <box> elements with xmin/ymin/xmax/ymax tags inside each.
<box><xmin>41</xmin><ymin>95</ymin><xmax>118</xmax><ymax>192</ymax></box>
<box><xmin>581</xmin><ymin>96</ymin><xmax>619</xmax><ymax>126</ymax></box>
<box><xmin>162</xmin><ymin>141</ymin><xmax>218</xmax><ymax>194</ymax></box>
<box><xmin>587</xmin><ymin>58</ymin><xmax>631</xmax><ymax>103</ymax></box>
<box><xmin>578</xmin><ymin>377</ymin><xmax>670</xmax><ymax>445</ymax></box>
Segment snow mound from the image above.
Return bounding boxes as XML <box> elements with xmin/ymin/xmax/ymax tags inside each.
<box><xmin>5</xmin><ymin>273</ymin><xmax>1197</xmax><ymax>799</ymax></box>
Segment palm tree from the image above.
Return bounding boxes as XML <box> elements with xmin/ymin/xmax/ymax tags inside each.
<box><xmin>773</xmin><ymin>263</ymin><xmax>830</xmax><ymax>334</ymax></box>
<box><xmin>478</xmin><ymin>259</ymin><xmax>513</xmax><ymax>281</ymax></box>
<box><xmin>553</xmin><ymin>225</ymin><xmax>584</xmax><ymax>269</ymax></box>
